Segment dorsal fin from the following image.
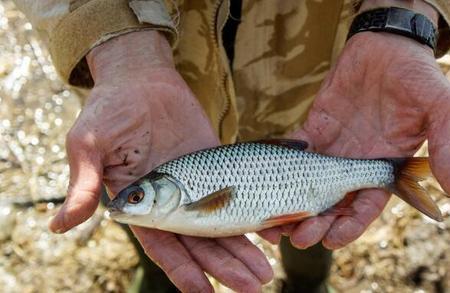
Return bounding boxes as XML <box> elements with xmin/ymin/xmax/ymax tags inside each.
<box><xmin>255</xmin><ymin>139</ymin><xmax>308</xmax><ymax>151</ymax></box>
<box><xmin>184</xmin><ymin>187</ymin><xmax>234</xmax><ymax>213</ymax></box>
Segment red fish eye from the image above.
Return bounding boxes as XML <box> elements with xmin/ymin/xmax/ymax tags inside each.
<box><xmin>128</xmin><ymin>190</ymin><xmax>144</xmax><ymax>204</ymax></box>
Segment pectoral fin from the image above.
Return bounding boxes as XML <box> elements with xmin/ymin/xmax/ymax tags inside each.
<box><xmin>184</xmin><ymin>187</ymin><xmax>234</xmax><ymax>213</ymax></box>
<box><xmin>262</xmin><ymin>211</ymin><xmax>312</xmax><ymax>227</ymax></box>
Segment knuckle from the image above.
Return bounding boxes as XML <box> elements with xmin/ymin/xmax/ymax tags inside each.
<box><xmin>348</xmin><ymin>216</ymin><xmax>366</xmax><ymax>233</ymax></box>
<box><xmin>141</xmin><ymin>232</ymin><xmax>178</xmax><ymax>259</ymax></box>
<box><xmin>326</xmin><ymin>219</ymin><xmax>364</xmax><ymax>249</ymax></box>
<box><xmin>156</xmin><ymin>232</ymin><xmax>179</xmax><ymax>248</ymax></box>
<box><xmin>355</xmin><ymin>193</ymin><xmax>387</xmax><ymax>219</ymax></box>
<box><xmin>66</xmin><ymin>131</ymin><xmax>83</xmax><ymax>151</ymax></box>
<box><xmin>65</xmin><ymin>126</ymin><xmax>97</xmax><ymax>151</ymax></box>
<box><xmin>188</xmin><ymin>239</ymin><xmax>218</xmax><ymax>255</ymax></box>
<box><xmin>165</xmin><ymin>259</ymin><xmax>193</xmax><ymax>276</ymax></box>
<box><xmin>218</xmin><ymin>256</ymin><xmax>242</xmax><ymax>270</ymax></box>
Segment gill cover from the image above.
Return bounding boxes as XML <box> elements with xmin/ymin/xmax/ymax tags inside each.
<box><xmin>150</xmin><ymin>175</ymin><xmax>182</xmax><ymax>216</ymax></box>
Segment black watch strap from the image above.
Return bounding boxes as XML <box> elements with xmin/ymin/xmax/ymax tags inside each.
<box><xmin>347</xmin><ymin>7</ymin><xmax>438</xmax><ymax>51</ymax></box>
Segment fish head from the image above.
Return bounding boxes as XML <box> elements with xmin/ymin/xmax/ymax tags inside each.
<box><xmin>107</xmin><ymin>173</ymin><xmax>182</xmax><ymax>227</ymax></box>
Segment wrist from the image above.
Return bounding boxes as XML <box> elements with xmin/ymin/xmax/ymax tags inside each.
<box><xmin>360</xmin><ymin>0</ymin><xmax>439</xmax><ymax>26</ymax></box>
<box><xmin>87</xmin><ymin>30</ymin><xmax>175</xmax><ymax>83</ymax></box>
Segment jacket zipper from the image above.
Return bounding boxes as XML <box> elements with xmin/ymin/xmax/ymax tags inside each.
<box><xmin>211</xmin><ymin>0</ymin><xmax>232</xmax><ymax>141</ymax></box>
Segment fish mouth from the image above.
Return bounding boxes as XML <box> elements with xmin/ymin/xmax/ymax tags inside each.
<box><xmin>107</xmin><ymin>210</ymin><xmax>122</xmax><ymax>218</ymax></box>
<box><xmin>107</xmin><ymin>204</ymin><xmax>127</xmax><ymax>221</ymax></box>
<box><xmin>106</xmin><ymin>197</ymin><xmax>125</xmax><ymax>215</ymax></box>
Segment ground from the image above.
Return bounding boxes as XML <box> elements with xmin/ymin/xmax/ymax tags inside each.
<box><xmin>0</xmin><ymin>2</ymin><xmax>449</xmax><ymax>292</ymax></box>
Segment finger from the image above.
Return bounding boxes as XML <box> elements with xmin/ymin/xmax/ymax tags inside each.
<box><xmin>290</xmin><ymin>215</ymin><xmax>336</xmax><ymax>249</ymax></box>
<box><xmin>281</xmin><ymin>223</ymin><xmax>297</xmax><ymax>235</ymax></box>
<box><xmin>132</xmin><ymin>227</ymin><xmax>213</xmax><ymax>293</ymax></box>
<box><xmin>179</xmin><ymin>235</ymin><xmax>262</xmax><ymax>293</ymax></box>
<box><xmin>49</xmin><ymin>142</ymin><xmax>103</xmax><ymax>233</ymax></box>
<box><xmin>216</xmin><ymin>236</ymin><xmax>273</xmax><ymax>284</ymax></box>
<box><xmin>322</xmin><ymin>189</ymin><xmax>390</xmax><ymax>249</ymax></box>
<box><xmin>257</xmin><ymin>222</ymin><xmax>297</xmax><ymax>244</ymax></box>
<box><xmin>428</xmin><ymin>102</ymin><xmax>450</xmax><ymax>195</ymax></box>
<box><xmin>257</xmin><ymin>227</ymin><xmax>283</xmax><ymax>244</ymax></box>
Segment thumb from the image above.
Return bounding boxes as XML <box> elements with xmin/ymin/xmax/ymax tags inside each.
<box><xmin>49</xmin><ymin>139</ymin><xmax>103</xmax><ymax>233</ymax></box>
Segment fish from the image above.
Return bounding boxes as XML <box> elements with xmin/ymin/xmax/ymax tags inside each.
<box><xmin>107</xmin><ymin>139</ymin><xmax>447</xmax><ymax>237</ymax></box>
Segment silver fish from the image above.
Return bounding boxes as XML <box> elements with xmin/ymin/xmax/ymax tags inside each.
<box><xmin>108</xmin><ymin>139</ymin><xmax>445</xmax><ymax>237</ymax></box>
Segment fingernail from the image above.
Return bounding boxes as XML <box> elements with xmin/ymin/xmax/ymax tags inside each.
<box><xmin>321</xmin><ymin>239</ymin><xmax>339</xmax><ymax>250</ymax></box>
<box><xmin>291</xmin><ymin>240</ymin><xmax>310</xmax><ymax>250</ymax></box>
<box><xmin>290</xmin><ymin>234</ymin><xmax>313</xmax><ymax>249</ymax></box>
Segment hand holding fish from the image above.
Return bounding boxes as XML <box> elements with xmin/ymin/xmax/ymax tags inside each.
<box><xmin>107</xmin><ymin>30</ymin><xmax>449</xmax><ymax>257</ymax></box>
<box><xmin>103</xmin><ymin>6</ymin><xmax>448</xmax><ymax>246</ymax></box>
<box><xmin>259</xmin><ymin>27</ymin><xmax>450</xmax><ymax>249</ymax></box>
<box><xmin>48</xmin><ymin>31</ymin><xmax>273</xmax><ymax>293</ymax></box>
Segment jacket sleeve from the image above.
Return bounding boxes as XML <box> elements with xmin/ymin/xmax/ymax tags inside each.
<box><xmin>12</xmin><ymin>0</ymin><xmax>177</xmax><ymax>87</ymax></box>
<box><xmin>424</xmin><ymin>0</ymin><xmax>450</xmax><ymax>57</ymax></box>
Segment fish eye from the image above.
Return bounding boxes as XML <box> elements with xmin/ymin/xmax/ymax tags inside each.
<box><xmin>127</xmin><ymin>187</ymin><xmax>145</xmax><ymax>204</ymax></box>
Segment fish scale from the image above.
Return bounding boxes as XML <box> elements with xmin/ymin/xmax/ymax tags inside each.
<box><xmin>154</xmin><ymin>143</ymin><xmax>394</xmax><ymax>227</ymax></box>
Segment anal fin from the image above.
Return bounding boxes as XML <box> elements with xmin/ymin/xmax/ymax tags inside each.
<box><xmin>262</xmin><ymin>211</ymin><xmax>312</xmax><ymax>227</ymax></box>
<box><xmin>321</xmin><ymin>191</ymin><xmax>356</xmax><ymax>217</ymax></box>
<box><xmin>321</xmin><ymin>207</ymin><xmax>354</xmax><ymax>217</ymax></box>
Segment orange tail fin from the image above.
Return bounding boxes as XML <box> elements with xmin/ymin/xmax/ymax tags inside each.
<box><xmin>389</xmin><ymin>158</ymin><xmax>443</xmax><ymax>222</ymax></box>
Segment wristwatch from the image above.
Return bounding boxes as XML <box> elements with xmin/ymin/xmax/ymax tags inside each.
<box><xmin>347</xmin><ymin>7</ymin><xmax>438</xmax><ymax>52</ymax></box>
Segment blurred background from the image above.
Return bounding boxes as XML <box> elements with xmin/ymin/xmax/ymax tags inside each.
<box><xmin>0</xmin><ymin>1</ymin><xmax>449</xmax><ymax>292</ymax></box>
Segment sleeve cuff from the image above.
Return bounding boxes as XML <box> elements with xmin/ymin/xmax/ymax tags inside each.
<box><xmin>49</xmin><ymin>0</ymin><xmax>177</xmax><ymax>87</ymax></box>
<box><xmin>423</xmin><ymin>0</ymin><xmax>450</xmax><ymax>57</ymax></box>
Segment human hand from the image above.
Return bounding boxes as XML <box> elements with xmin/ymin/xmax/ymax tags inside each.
<box><xmin>259</xmin><ymin>3</ymin><xmax>450</xmax><ymax>250</ymax></box>
<box><xmin>49</xmin><ymin>31</ymin><xmax>272</xmax><ymax>292</ymax></box>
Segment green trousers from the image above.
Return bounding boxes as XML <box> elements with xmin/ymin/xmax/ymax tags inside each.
<box><xmin>123</xmin><ymin>226</ymin><xmax>331</xmax><ymax>293</ymax></box>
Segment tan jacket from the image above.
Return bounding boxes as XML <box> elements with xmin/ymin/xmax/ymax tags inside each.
<box><xmin>13</xmin><ymin>0</ymin><xmax>450</xmax><ymax>143</ymax></box>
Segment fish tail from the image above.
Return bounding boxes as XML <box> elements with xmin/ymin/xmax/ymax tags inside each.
<box><xmin>388</xmin><ymin>157</ymin><xmax>443</xmax><ymax>222</ymax></box>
